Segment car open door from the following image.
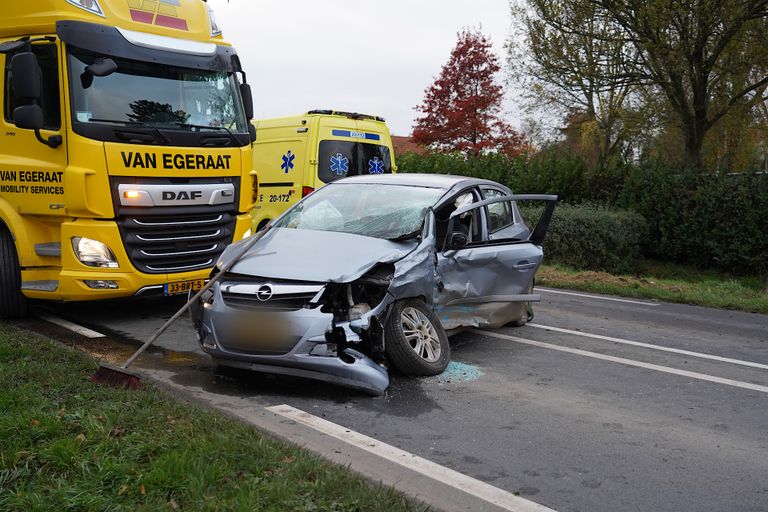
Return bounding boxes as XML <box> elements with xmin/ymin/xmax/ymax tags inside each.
<box><xmin>434</xmin><ymin>194</ymin><xmax>557</xmax><ymax>330</ymax></box>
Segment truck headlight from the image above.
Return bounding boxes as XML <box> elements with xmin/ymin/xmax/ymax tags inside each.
<box><xmin>71</xmin><ymin>237</ymin><xmax>119</xmax><ymax>268</ymax></box>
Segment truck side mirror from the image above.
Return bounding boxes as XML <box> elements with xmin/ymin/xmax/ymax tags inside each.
<box><xmin>240</xmin><ymin>82</ymin><xmax>254</xmax><ymax>120</ymax></box>
<box><xmin>13</xmin><ymin>104</ymin><xmax>44</xmax><ymax>130</ymax></box>
<box><xmin>13</xmin><ymin>104</ymin><xmax>61</xmax><ymax>148</ymax></box>
<box><xmin>81</xmin><ymin>57</ymin><xmax>117</xmax><ymax>89</ymax></box>
<box><xmin>248</xmin><ymin>123</ymin><xmax>256</xmax><ymax>143</ymax></box>
<box><xmin>11</xmin><ymin>52</ymin><xmax>42</xmax><ymax>99</ymax></box>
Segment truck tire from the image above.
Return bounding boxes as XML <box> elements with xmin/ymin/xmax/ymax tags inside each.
<box><xmin>0</xmin><ymin>226</ymin><xmax>27</xmax><ymax>319</ymax></box>
<box><xmin>384</xmin><ymin>299</ymin><xmax>450</xmax><ymax>376</ymax></box>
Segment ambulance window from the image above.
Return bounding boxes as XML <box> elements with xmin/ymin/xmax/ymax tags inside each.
<box><xmin>318</xmin><ymin>141</ymin><xmax>393</xmax><ymax>183</ymax></box>
<box><xmin>4</xmin><ymin>44</ymin><xmax>61</xmax><ymax>130</ymax></box>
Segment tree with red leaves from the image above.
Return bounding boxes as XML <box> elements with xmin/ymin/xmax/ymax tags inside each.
<box><xmin>413</xmin><ymin>29</ymin><xmax>525</xmax><ymax>156</ymax></box>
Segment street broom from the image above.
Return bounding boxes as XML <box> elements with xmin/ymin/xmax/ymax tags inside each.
<box><xmin>91</xmin><ymin>227</ymin><xmax>270</xmax><ymax>389</ymax></box>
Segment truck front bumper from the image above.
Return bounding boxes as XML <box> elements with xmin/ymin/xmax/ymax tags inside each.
<box><xmin>20</xmin><ymin>214</ymin><xmax>252</xmax><ymax>302</ymax></box>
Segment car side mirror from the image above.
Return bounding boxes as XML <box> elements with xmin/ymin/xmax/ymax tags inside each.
<box><xmin>81</xmin><ymin>57</ymin><xmax>117</xmax><ymax>89</ymax></box>
<box><xmin>11</xmin><ymin>52</ymin><xmax>42</xmax><ymax>99</ymax></box>
<box><xmin>13</xmin><ymin>104</ymin><xmax>43</xmax><ymax>130</ymax></box>
<box><xmin>448</xmin><ymin>231</ymin><xmax>469</xmax><ymax>251</ymax></box>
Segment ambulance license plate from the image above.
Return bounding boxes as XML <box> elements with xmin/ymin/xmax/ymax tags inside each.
<box><xmin>163</xmin><ymin>279</ymin><xmax>205</xmax><ymax>296</ymax></box>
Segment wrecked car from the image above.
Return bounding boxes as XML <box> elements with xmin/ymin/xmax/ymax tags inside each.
<box><xmin>191</xmin><ymin>174</ymin><xmax>556</xmax><ymax>395</ymax></box>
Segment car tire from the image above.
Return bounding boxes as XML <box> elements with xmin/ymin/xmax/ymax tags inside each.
<box><xmin>385</xmin><ymin>299</ymin><xmax>450</xmax><ymax>376</ymax></box>
<box><xmin>0</xmin><ymin>226</ymin><xmax>28</xmax><ymax>319</ymax></box>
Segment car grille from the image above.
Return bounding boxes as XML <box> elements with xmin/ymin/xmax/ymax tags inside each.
<box><xmin>220</xmin><ymin>280</ymin><xmax>324</xmax><ymax>312</ymax></box>
<box><xmin>118</xmin><ymin>213</ymin><xmax>235</xmax><ymax>274</ymax></box>
<box><xmin>221</xmin><ymin>291</ymin><xmax>319</xmax><ymax>311</ymax></box>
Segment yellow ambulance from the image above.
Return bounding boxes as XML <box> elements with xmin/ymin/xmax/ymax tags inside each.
<box><xmin>0</xmin><ymin>0</ymin><xmax>256</xmax><ymax>318</ymax></box>
<box><xmin>251</xmin><ymin>110</ymin><xmax>396</xmax><ymax>231</ymax></box>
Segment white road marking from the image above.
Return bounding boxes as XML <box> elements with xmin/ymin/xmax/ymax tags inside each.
<box><xmin>536</xmin><ymin>287</ymin><xmax>660</xmax><ymax>306</ymax></box>
<box><xmin>476</xmin><ymin>330</ymin><xmax>768</xmax><ymax>395</ymax></box>
<box><xmin>36</xmin><ymin>313</ymin><xmax>105</xmax><ymax>338</ymax></box>
<box><xmin>528</xmin><ymin>323</ymin><xmax>768</xmax><ymax>371</ymax></box>
<box><xmin>267</xmin><ymin>404</ymin><xmax>557</xmax><ymax>512</ymax></box>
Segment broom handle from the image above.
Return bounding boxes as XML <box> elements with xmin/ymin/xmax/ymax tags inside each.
<box><xmin>121</xmin><ymin>227</ymin><xmax>270</xmax><ymax>369</ymax></box>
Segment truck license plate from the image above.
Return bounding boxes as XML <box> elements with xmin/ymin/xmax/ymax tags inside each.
<box><xmin>163</xmin><ymin>279</ymin><xmax>205</xmax><ymax>296</ymax></box>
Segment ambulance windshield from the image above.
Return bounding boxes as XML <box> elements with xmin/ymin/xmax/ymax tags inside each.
<box><xmin>67</xmin><ymin>46</ymin><xmax>248</xmax><ymax>138</ymax></box>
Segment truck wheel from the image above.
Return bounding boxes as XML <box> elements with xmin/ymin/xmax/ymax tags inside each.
<box><xmin>0</xmin><ymin>226</ymin><xmax>28</xmax><ymax>319</ymax></box>
<box><xmin>384</xmin><ymin>299</ymin><xmax>450</xmax><ymax>376</ymax></box>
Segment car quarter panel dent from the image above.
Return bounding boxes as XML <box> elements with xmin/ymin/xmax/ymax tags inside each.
<box><xmin>387</xmin><ymin>213</ymin><xmax>440</xmax><ymax>305</ymax></box>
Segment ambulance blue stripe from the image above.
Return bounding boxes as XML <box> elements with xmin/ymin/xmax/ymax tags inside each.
<box><xmin>332</xmin><ymin>129</ymin><xmax>381</xmax><ymax>141</ymax></box>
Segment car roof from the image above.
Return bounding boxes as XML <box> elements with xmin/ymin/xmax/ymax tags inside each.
<box><xmin>334</xmin><ymin>173</ymin><xmax>507</xmax><ymax>191</ymax></box>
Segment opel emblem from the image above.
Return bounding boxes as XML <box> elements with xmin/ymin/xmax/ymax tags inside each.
<box><xmin>256</xmin><ymin>284</ymin><xmax>273</xmax><ymax>302</ymax></box>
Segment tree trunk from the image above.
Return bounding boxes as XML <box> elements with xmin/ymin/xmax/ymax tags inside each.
<box><xmin>683</xmin><ymin>122</ymin><xmax>706</xmax><ymax>171</ymax></box>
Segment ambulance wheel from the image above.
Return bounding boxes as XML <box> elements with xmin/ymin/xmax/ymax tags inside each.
<box><xmin>385</xmin><ymin>299</ymin><xmax>450</xmax><ymax>376</ymax></box>
<box><xmin>0</xmin><ymin>226</ymin><xmax>28</xmax><ymax>319</ymax></box>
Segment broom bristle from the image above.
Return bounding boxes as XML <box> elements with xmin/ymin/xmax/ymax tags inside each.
<box><xmin>91</xmin><ymin>364</ymin><xmax>142</xmax><ymax>390</ymax></box>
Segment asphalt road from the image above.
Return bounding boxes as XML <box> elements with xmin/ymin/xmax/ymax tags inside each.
<box><xmin>31</xmin><ymin>289</ymin><xmax>768</xmax><ymax>512</ymax></box>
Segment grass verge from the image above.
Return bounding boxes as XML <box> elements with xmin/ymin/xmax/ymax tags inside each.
<box><xmin>537</xmin><ymin>261</ymin><xmax>768</xmax><ymax>314</ymax></box>
<box><xmin>0</xmin><ymin>323</ymin><xmax>425</xmax><ymax>512</ymax></box>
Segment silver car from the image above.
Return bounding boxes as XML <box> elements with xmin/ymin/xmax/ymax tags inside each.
<box><xmin>191</xmin><ymin>174</ymin><xmax>556</xmax><ymax>395</ymax></box>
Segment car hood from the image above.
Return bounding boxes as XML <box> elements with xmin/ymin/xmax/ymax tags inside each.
<box><xmin>219</xmin><ymin>228</ymin><xmax>419</xmax><ymax>283</ymax></box>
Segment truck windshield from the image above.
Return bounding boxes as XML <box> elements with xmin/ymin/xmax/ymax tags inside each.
<box><xmin>67</xmin><ymin>46</ymin><xmax>248</xmax><ymax>138</ymax></box>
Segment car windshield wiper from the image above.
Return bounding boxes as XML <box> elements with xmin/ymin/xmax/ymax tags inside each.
<box><xmin>173</xmin><ymin>123</ymin><xmax>240</xmax><ymax>146</ymax></box>
<box><xmin>87</xmin><ymin>118</ymin><xmax>170</xmax><ymax>144</ymax></box>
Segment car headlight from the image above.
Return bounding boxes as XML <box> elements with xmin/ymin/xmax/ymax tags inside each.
<box><xmin>71</xmin><ymin>237</ymin><xmax>119</xmax><ymax>268</ymax></box>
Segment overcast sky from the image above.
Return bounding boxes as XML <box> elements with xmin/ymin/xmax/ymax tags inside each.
<box><xmin>206</xmin><ymin>0</ymin><xmax>516</xmax><ymax>136</ymax></box>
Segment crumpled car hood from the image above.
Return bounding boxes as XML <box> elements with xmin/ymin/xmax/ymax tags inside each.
<box><xmin>219</xmin><ymin>227</ymin><xmax>418</xmax><ymax>282</ymax></box>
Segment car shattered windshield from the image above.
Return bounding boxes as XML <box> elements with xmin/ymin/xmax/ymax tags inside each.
<box><xmin>274</xmin><ymin>183</ymin><xmax>444</xmax><ymax>239</ymax></box>
<box><xmin>67</xmin><ymin>46</ymin><xmax>248</xmax><ymax>133</ymax></box>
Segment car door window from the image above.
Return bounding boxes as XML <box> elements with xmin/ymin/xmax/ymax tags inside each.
<box><xmin>482</xmin><ymin>188</ymin><xmax>513</xmax><ymax>233</ymax></box>
<box><xmin>434</xmin><ymin>189</ymin><xmax>482</xmax><ymax>247</ymax></box>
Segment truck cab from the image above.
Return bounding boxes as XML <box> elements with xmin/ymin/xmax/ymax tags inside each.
<box><xmin>251</xmin><ymin>110</ymin><xmax>396</xmax><ymax>231</ymax></box>
<box><xmin>0</xmin><ymin>0</ymin><xmax>256</xmax><ymax>317</ymax></box>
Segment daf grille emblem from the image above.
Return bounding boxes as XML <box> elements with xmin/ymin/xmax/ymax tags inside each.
<box><xmin>256</xmin><ymin>284</ymin><xmax>273</xmax><ymax>302</ymax></box>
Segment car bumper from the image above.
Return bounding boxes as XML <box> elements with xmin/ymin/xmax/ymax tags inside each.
<box><xmin>196</xmin><ymin>283</ymin><xmax>390</xmax><ymax>395</ymax></box>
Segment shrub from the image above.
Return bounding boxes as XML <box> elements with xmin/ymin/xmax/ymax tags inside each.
<box><xmin>520</xmin><ymin>203</ymin><xmax>648</xmax><ymax>274</ymax></box>
<box><xmin>617</xmin><ymin>166</ymin><xmax>768</xmax><ymax>274</ymax></box>
<box><xmin>398</xmin><ymin>151</ymin><xmax>768</xmax><ymax>275</ymax></box>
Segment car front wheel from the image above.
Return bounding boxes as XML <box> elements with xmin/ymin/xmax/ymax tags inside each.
<box><xmin>385</xmin><ymin>299</ymin><xmax>450</xmax><ymax>376</ymax></box>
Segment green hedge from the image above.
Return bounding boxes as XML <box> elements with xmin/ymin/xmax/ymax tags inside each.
<box><xmin>521</xmin><ymin>204</ymin><xmax>647</xmax><ymax>274</ymax></box>
<box><xmin>617</xmin><ymin>166</ymin><xmax>768</xmax><ymax>273</ymax></box>
<box><xmin>398</xmin><ymin>151</ymin><xmax>768</xmax><ymax>275</ymax></box>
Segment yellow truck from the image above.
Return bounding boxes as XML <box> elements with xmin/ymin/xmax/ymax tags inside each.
<box><xmin>251</xmin><ymin>110</ymin><xmax>396</xmax><ymax>231</ymax></box>
<box><xmin>0</xmin><ymin>0</ymin><xmax>257</xmax><ymax>318</ymax></box>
